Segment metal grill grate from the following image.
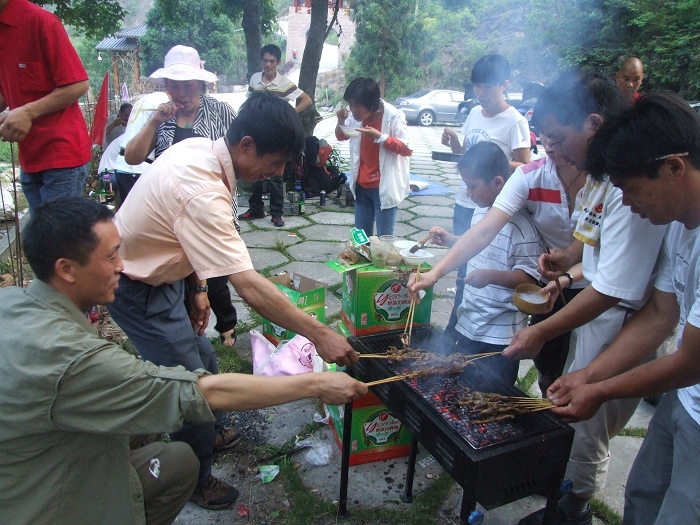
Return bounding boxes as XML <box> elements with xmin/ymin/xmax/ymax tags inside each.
<box><xmin>349</xmin><ymin>327</ymin><xmax>560</xmax><ymax>450</ymax></box>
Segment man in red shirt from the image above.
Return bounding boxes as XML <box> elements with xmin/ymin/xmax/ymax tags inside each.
<box><xmin>0</xmin><ymin>0</ymin><xmax>92</xmax><ymax>216</ymax></box>
<box><xmin>615</xmin><ymin>57</ymin><xmax>644</xmax><ymax>102</ymax></box>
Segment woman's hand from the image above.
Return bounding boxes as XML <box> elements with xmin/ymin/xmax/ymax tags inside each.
<box><xmin>357</xmin><ymin>126</ymin><xmax>382</xmax><ymax>140</ymax></box>
<box><xmin>153</xmin><ymin>101</ymin><xmax>181</xmax><ymax>124</ymax></box>
<box><xmin>337</xmin><ymin>107</ymin><xmax>348</xmax><ymax>124</ymax></box>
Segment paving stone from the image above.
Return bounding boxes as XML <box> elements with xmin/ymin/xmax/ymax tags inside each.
<box><xmin>304</xmin><ymin>210</ymin><xmax>355</xmax><ymax>226</ymax></box>
<box><xmin>246</xmin><ymin>246</ymin><xmax>289</xmax><ymax>270</ymax></box>
<box><xmin>297</xmin><ymin>223</ymin><xmax>357</xmax><ymax>242</ymax></box>
<box><xmin>406</xmin><ymin>195</ymin><xmax>456</xmax><ymax>207</ymax></box>
<box><xmin>286</xmin><ymin>240</ymin><xmax>347</xmax><ymax>263</ymax></box>
<box><xmin>410</xmin><ymin>204</ymin><xmax>455</xmax><ymax>218</ymax></box>
<box><xmin>410</xmin><ymin>215</ymin><xmax>453</xmax><ymax>233</ymax></box>
<box><xmin>272</xmin><ymin>261</ymin><xmax>344</xmax><ymax>287</ymax></box>
<box><xmin>240</xmin><ymin>229</ymin><xmax>303</xmax><ymax>248</ymax></box>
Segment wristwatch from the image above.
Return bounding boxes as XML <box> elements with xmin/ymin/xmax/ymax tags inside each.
<box><xmin>193</xmin><ymin>285</ymin><xmax>208</xmax><ymax>293</ymax></box>
<box><xmin>563</xmin><ymin>272</ymin><xmax>574</xmax><ymax>290</ymax></box>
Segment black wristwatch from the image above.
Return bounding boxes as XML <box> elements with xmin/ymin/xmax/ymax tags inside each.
<box><xmin>563</xmin><ymin>273</ymin><xmax>574</xmax><ymax>290</ymax></box>
<box><xmin>193</xmin><ymin>285</ymin><xmax>208</xmax><ymax>293</ymax></box>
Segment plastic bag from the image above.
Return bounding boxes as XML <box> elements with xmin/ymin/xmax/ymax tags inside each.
<box><xmin>258</xmin><ymin>465</ymin><xmax>280</xmax><ymax>483</ymax></box>
<box><xmin>251</xmin><ymin>329</ymin><xmax>316</xmax><ymax>376</ymax></box>
<box><xmin>296</xmin><ymin>438</ymin><xmax>333</xmax><ymax>466</ymax></box>
<box><xmin>0</xmin><ymin>185</ymin><xmax>15</xmax><ymax>219</ymax></box>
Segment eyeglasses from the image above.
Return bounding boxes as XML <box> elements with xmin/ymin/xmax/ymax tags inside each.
<box><xmin>652</xmin><ymin>152</ymin><xmax>689</xmax><ymax>161</ymax></box>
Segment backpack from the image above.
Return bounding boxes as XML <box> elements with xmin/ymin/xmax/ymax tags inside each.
<box><xmin>283</xmin><ymin>137</ymin><xmax>346</xmax><ymax>197</ymax></box>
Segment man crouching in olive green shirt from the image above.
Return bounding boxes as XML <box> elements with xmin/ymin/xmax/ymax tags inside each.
<box><xmin>0</xmin><ymin>197</ymin><xmax>367</xmax><ymax>525</ymax></box>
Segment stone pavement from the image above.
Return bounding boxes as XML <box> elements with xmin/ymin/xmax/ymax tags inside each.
<box><xmin>176</xmin><ymin>116</ymin><xmax>655</xmax><ymax>524</ymax></box>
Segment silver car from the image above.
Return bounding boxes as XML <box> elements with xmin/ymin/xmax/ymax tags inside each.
<box><xmin>395</xmin><ymin>89</ymin><xmax>465</xmax><ymax>126</ymax></box>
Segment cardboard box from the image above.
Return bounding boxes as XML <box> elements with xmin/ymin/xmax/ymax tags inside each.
<box><xmin>340</xmin><ymin>265</ymin><xmax>433</xmax><ymax>336</ymax></box>
<box><xmin>262</xmin><ymin>272</ymin><xmax>326</xmax><ymax>345</ymax></box>
<box><xmin>324</xmin><ymin>321</ymin><xmax>412</xmax><ymax>465</ymax></box>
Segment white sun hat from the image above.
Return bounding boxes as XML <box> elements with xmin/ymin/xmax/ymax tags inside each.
<box><xmin>148</xmin><ymin>45</ymin><xmax>218</xmax><ymax>85</ymax></box>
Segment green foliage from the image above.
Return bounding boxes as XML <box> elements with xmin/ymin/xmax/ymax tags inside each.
<box><xmin>32</xmin><ymin>0</ymin><xmax>126</xmax><ymax>38</ymax></box>
<box><xmin>140</xmin><ymin>0</ymin><xmax>248</xmax><ymax>85</ymax></box>
<box><xmin>345</xmin><ymin>0</ymin><xmax>429</xmax><ymax>101</ymax></box>
<box><xmin>526</xmin><ymin>0</ymin><xmax>700</xmax><ymax>98</ymax></box>
<box><xmin>73</xmin><ymin>34</ymin><xmax>114</xmax><ymax>95</ymax></box>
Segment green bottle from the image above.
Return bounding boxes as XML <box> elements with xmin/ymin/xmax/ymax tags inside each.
<box><xmin>299</xmin><ymin>191</ymin><xmax>306</xmax><ymax>214</ymax></box>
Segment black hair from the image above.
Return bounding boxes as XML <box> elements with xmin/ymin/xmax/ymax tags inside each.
<box><xmin>343</xmin><ymin>77</ymin><xmax>381</xmax><ymax>113</ymax></box>
<box><xmin>225</xmin><ymin>91</ymin><xmax>305</xmax><ymax>159</ymax></box>
<box><xmin>23</xmin><ymin>197</ymin><xmax>114</xmax><ymax>282</ymax></box>
<box><xmin>531</xmin><ymin>70</ymin><xmax>621</xmax><ymax>133</ymax></box>
<box><xmin>471</xmin><ymin>54</ymin><xmax>511</xmax><ymax>86</ymax></box>
<box><xmin>119</xmin><ymin>103</ymin><xmax>132</xmax><ymax>114</ymax></box>
<box><xmin>585</xmin><ymin>91</ymin><xmax>700</xmax><ymax>182</ymax></box>
<box><xmin>261</xmin><ymin>44</ymin><xmax>282</xmax><ymax>62</ymax></box>
<box><xmin>457</xmin><ymin>141</ymin><xmax>510</xmax><ymax>183</ymax></box>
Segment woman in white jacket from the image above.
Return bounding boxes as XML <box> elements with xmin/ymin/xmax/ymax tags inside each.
<box><xmin>335</xmin><ymin>77</ymin><xmax>413</xmax><ymax>236</ymax></box>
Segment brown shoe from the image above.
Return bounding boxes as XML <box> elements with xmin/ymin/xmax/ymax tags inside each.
<box><xmin>213</xmin><ymin>426</ymin><xmax>241</xmax><ymax>452</ymax></box>
<box><xmin>189</xmin><ymin>475</ymin><xmax>239</xmax><ymax>510</ymax></box>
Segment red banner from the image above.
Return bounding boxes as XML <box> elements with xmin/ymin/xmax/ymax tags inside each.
<box><xmin>90</xmin><ymin>72</ymin><xmax>109</xmax><ymax>147</ymax></box>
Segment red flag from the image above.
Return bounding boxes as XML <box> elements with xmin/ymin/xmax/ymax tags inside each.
<box><xmin>90</xmin><ymin>72</ymin><xmax>109</xmax><ymax>147</ymax></box>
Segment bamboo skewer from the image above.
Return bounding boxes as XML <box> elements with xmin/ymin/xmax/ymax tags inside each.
<box><xmin>545</xmin><ymin>246</ymin><xmax>567</xmax><ymax>306</ymax></box>
<box><xmin>365</xmin><ymin>374</ymin><xmax>414</xmax><ymax>387</ymax></box>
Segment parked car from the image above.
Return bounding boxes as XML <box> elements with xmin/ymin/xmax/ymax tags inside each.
<box><xmin>394</xmin><ymin>89</ymin><xmax>465</xmax><ymax>126</ymax></box>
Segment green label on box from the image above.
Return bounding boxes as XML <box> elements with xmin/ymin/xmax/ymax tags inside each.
<box><xmin>374</xmin><ymin>280</ymin><xmax>411</xmax><ymax>321</ymax></box>
<box><xmin>351</xmin><ymin>227</ymin><xmax>369</xmax><ymax>246</ymax></box>
<box><xmin>363</xmin><ymin>409</ymin><xmax>403</xmax><ymax>445</ymax></box>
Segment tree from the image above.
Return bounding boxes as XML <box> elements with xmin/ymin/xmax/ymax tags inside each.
<box><xmin>32</xmin><ymin>0</ymin><xmax>126</xmax><ymax>38</ymax></box>
<box><xmin>344</xmin><ymin>0</ymin><xmax>428</xmax><ymax>101</ymax></box>
<box><xmin>296</xmin><ymin>0</ymin><xmax>332</xmax><ymax>135</ymax></box>
<box><xmin>140</xmin><ymin>0</ymin><xmax>247</xmax><ymax>85</ymax></box>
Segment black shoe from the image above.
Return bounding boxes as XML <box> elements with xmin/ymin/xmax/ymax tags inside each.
<box><xmin>519</xmin><ymin>506</ymin><xmax>592</xmax><ymax>525</ymax></box>
<box><xmin>189</xmin><ymin>475</ymin><xmax>239</xmax><ymax>510</ymax></box>
<box><xmin>271</xmin><ymin>215</ymin><xmax>285</xmax><ymax>227</ymax></box>
<box><xmin>238</xmin><ymin>209</ymin><xmax>266</xmax><ymax>220</ymax></box>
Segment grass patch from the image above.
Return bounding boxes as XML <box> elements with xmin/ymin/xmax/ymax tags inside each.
<box><xmin>591</xmin><ymin>497</ymin><xmax>622</xmax><ymax>525</ymax></box>
<box><xmin>516</xmin><ymin>365</ymin><xmax>539</xmax><ymax>396</ymax></box>
<box><xmin>213</xmin><ymin>337</ymin><xmax>253</xmax><ymax>374</ymax></box>
<box><xmin>280</xmin><ymin>460</ymin><xmax>455</xmax><ymax>525</ymax></box>
<box><xmin>618</xmin><ymin>426</ymin><xmax>647</xmax><ymax>438</ymax></box>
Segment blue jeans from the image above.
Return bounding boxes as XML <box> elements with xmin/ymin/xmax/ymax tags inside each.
<box><xmin>354</xmin><ymin>184</ymin><xmax>398</xmax><ymax>236</ymax></box>
<box><xmin>20</xmin><ymin>163</ymin><xmax>90</xmax><ymax>216</ymax></box>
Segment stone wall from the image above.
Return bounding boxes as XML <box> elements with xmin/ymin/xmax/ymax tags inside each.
<box><xmin>286</xmin><ymin>6</ymin><xmax>355</xmax><ymax>68</ymax></box>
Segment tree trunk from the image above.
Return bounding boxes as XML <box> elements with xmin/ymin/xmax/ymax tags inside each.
<box><xmin>297</xmin><ymin>0</ymin><xmax>331</xmax><ymax>136</ymax></box>
<box><xmin>241</xmin><ymin>0</ymin><xmax>262</xmax><ymax>81</ymax></box>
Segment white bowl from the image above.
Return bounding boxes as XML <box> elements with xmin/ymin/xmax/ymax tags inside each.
<box><xmin>341</xmin><ymin>127</ymin><xmax>361</xmax><ymax>138</ymax></box>
<box><xmin>393</xmin><ymin>239</ymin><xmax>415</xmax><ymax>251</ymax></box>
<box><xmin>400</xmin><ymin>248</ymin><xmax>435</xmax><ymax>266</ymax></box>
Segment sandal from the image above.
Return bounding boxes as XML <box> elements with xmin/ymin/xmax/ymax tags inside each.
<box><xmin>219</xmin><ymin>328</ymin><xmax>237</xmax><ymax>347</ymax></box>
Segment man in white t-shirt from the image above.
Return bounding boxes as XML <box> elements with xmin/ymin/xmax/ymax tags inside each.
<box><xmin>547</xmin><ymin>91</ymin><xmax>700</xmax><ymax>525</ymax></box>
<box><xmin>440</xmin><ymin>54</ymin><xmax>531</xmax><ymax>334</ymax></box>
<box><xmin>502</xmin><ymin>72</ymin><xmax>667</xmax><ymax>525</ymax></box>
<box><xmin>113</xmin><ymin>92</ymin><xmax>170</xmax><ymax>201</ymax></box>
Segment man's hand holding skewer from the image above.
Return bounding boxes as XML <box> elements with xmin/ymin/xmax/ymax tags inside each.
<box><xmin>545</xmin><ymin>368</ymin><xmax>603</xmax><ymax>422</ymax></box>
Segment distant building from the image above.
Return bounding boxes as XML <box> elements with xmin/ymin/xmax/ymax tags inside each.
<box><xmin>95</xmin><ymin>25</ymin><xmax>148</xmax><ymax>105</ymax></box>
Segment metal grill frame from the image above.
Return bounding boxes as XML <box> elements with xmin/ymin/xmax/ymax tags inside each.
<box><xmin>338</xmin><ymin>327</ymin><xmax>574</xmax><ymax>524</ymax></box>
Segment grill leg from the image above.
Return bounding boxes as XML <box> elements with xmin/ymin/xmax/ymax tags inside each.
<box><xmin>400</xmin><ymin>436</ymin><xmax>419</xmax><ymax>503</ymax></box>
<box><xmin>541</xmin><ymin>481</ymin><xmax>560</xmax><ymax>525</ymax></box>
<box><xmin>459</xmin><ymin>490</ymin><xmax>477</xmax><ymax>524</ymax></box>
<box><xmin>337</xmin><ymin>399</ymin><xmax>354</xmax><ymax>519</ymax></box>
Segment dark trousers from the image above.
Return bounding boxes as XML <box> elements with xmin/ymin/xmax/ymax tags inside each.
<box><xmin>442</xmin><ymin>326</ymin><xmax>517</xmax><ymax>386</ymax></box>
<box><xmin>108</xmin><ymin>275</ymin><xmax>222</xmax><ymax>490</ymax></box>
<box><xmin>248</xmin><ymin>177</ymin><xmax>284</xmax><ymax>216</ymax></box>
<box><xmin>130</xmin><ymin>441</ymin><xmax>199</xmax><ymax>525</ymax></box>
<box><xmin>530</xmin><ymin>286</ymin><xmax>584</xmax><ymax>394</ymax></box>
<box><xmin>445</xmin><ymin>204</ymin><xmax>475</xmax><ymax>332</ymax></box>
<box><xmin>202</xmin><ymin>276</ymin><xmax>237</xmax><ymax>335</ymax></box>
<box><xmin>114</xmin><ymin>170</ymin><xmax>141</xmax><ymax>203</ymax></box>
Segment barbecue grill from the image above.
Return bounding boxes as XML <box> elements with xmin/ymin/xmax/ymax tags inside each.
<box><xmin>338</xmin><ymin>326</ymin><xmax>574</xmax><ymax>525</ymax></box>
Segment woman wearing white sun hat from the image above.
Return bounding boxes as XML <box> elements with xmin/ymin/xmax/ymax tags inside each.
<box><xmin>120</xmin><ymin>45</ymin><xmax>242</xmax><ymax>510</ymax></box>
